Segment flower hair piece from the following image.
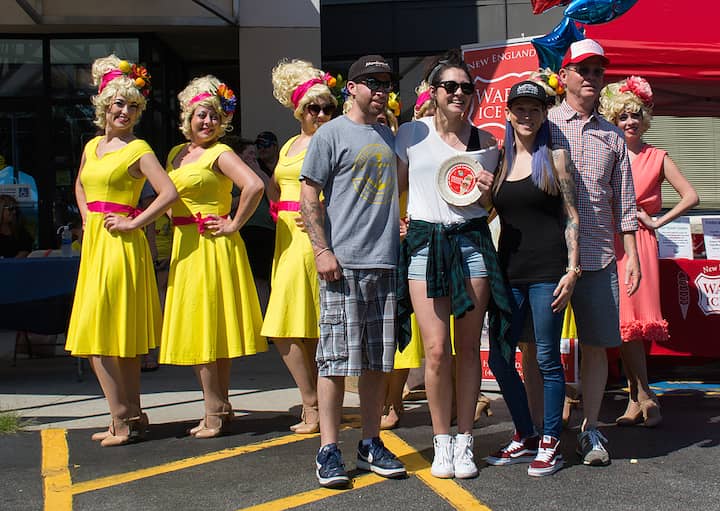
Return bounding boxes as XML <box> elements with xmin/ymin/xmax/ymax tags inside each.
<box><xmin>387</xmin><ymin>92</ymin><xmax>401</xmax><ymax>118</ymax></box>
<box><xmin>530</xmin><ymin>68</ymin><xmax>564</xmax><ymax>98</ymax></box>
<box><xmin>619</xmin><ymin>75</ymin><xmax>653</xmax><ymax>107</ymax></box>
<box><xmin>99</xmin><ymin>60</ymin><xmax>152</xmax><ymax>97</ymax></box>
<box><xmin>216</xmin><ymin>84</ymin><xmax>237</xmax><ymax>115</ymax></box>
<box><xmin>190</xmin><ymin>83</ymin><xmax>236</xmax><ymax>115</ymax></box>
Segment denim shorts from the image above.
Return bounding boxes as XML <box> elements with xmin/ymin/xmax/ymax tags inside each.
<box><xmin>408</xmin><ymin>235</ymin><xmax>488</xmax><ymax>280</ymax></box>
<box><xmin>571</xmin><ymin>263</ymin><xmax>621</xmax><ymax>348</ymax></box>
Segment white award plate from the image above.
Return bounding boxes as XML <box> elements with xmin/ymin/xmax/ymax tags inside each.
<box><xmin>436</xmin><ymin>155</ymin><xmax>484</xmax><ymax>206</ymax></box>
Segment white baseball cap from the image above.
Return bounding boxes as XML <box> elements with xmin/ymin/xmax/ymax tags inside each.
<box><xmin>562</xmin><ymin>38</ymin><xmax>609</xmax><ymax>68</ymax></box>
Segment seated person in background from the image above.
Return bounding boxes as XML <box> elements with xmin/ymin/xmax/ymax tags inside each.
<box><xmin>255</xmin><ymin>131</ymin><xmax>280</xmax><ymax>177</ymax></box>
<box><xmin>0</xmin><ymin>194</ymin><xmax>33</xmax><ymax>258</ymax></box>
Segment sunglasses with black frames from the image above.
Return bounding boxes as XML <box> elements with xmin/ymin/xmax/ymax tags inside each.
<box><xmin>306</xmin><ymin>103</ymin><xmax>337</xmax><ymax>117</ymax></box>
<box><xmin>359</xmin><ymin>78</ymin><xmax>393</xmax><ymax>93</ymax></box>
<box><xmin>436</xmin><ymin>80</ymin><xmax>474</xmax><ymax>95</ymax></box>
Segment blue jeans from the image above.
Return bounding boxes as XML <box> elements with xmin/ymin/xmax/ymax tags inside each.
<box><xmin>488</xmin><ymin>282</ymin><xmax>565</xmax><ymax>439</ymax></box>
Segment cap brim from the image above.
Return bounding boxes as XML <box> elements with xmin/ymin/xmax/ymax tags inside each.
<box><xmin>562</xmin><ymin>52</ymin><xmax>610</xmax><ymax>68</ymax></box>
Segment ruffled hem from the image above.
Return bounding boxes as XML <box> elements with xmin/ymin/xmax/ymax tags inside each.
<box><xmin>620</xmin><ymin>319</ymin><xmax>669</xmax><ymax>343</ymax></box>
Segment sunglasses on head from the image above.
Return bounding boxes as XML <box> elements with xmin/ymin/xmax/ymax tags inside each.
<box><xmin>306</xmin><ymin>103</ymin><xmax>336</xmax><ymax>116</ymax></box>
<box><xmin>359</xmin><ymin>78</ymin><xmax>393</xmax><ymax>93</ymax></box>
<box><xmin>436</xmin><ymin>80</ymin><xmax>474</xmax><ymax>95</ymax></box>
<box><xmin>567</xmin><ymin>66</ymin><xmax>605</xmax><ymax>78</ymax></box>
<box><xmin>618</xmin><ymin>111</ymin><xmax>643</xmax><ymax>122</ymax></box>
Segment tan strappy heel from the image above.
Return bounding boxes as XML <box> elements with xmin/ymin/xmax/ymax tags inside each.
<box><xmin>100</xmin><ymin>416</ymin><xmax>143</xmax><ymax>447</ymax></box>
<box><xmin>290</xmin><ymin>405</ymin><xmax>319</xmax><ymax>434</ymax></box>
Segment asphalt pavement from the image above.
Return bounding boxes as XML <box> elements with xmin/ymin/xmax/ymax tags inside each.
<box><xmin>1</xmin><ymin>330</ymin><xmax>719</xmax><ymax>511</ymax></box>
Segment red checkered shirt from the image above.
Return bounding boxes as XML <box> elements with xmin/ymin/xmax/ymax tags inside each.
<box><xmin>549</xmin><ymin>101</ymin><xmax>637</xmax><ymax>271</ymax></box>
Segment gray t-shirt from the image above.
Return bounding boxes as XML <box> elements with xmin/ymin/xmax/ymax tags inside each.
<box><xmin>300</xmin><ymin>115</ymin><xmax>399</xmax><ymax>269</ymax></box>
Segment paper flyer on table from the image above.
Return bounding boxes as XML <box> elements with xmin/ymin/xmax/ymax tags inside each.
<box><xmin>657</xmin><ymin>217</ymin><xmax>692</xmax><ymax>259</ymax></box>
<box><xmin>702</xmin><ymin>217</ymin><xmax>720</xmax><ymax>260</ymax></box>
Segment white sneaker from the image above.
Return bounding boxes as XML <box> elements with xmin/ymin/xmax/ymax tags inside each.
<box><xmin>431</xmin><ymin>434</ymin><xmax>455</xmax><ymax>478</ymax></box>
<box><xmin>453</xmin><ymin>433</ymin><xmax>479</xmax><ymax>479</ymax></box>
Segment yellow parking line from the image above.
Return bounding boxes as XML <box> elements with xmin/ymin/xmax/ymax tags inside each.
<box><xmin>383</xmin><ymin>432</ymin><xmax>493</xmax><ymax>511</ymax></box>
<box><xmin>71</xmin><ymin>432</ymin><xmax>315</xmax><ymax>495</ymax></box>
<box><xmin>239</xmin><ymin>431</ymin><xmax>492</xmax><ymax>511</ymax></box>
<box><xmin>41</xmin><ymin>429</ymin><xmax>72</xmax><ymax>511</ymax></box>
<box><xmin>240</xmin><ymin>473</ymin><xmax>385</xmax><ymax>511</ymax></box>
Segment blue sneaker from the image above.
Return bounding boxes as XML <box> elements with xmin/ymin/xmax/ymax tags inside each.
<box><xmin>316</xmin><ymin>443</ymin><xmax>350</xmax><ymax>488</ymax></box>
<box><xmin>356</xmin><ymin>437</ymin><xmax>407</xmax><ymax>478</ymax></box>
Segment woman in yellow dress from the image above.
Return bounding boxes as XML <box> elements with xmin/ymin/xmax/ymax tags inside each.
<box><xmin>260</xmin><ymin>60</ymin><xmax>337</xmax><ymax>434</ymax></box>
<box><xmin>160</xmin><ymin>76</ymin><xmax>266</xmax><ymax>438</ymax></box>
<box><xmin>66</xmin><ymin>55</ymin><xmax>178</xmax><ymax>447</ymax></box>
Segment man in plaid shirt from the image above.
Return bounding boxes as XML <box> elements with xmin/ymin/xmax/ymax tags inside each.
<box><xmin>549</xmin><ymin>39</ymin><xmax>641</xmax><ymax>466</ymax></box>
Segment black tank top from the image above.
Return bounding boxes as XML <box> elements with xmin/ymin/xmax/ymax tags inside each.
<box><xmin>493</xmin><ymin>175</ymin><xmax>566</xmax><ymax>284</ymax></box>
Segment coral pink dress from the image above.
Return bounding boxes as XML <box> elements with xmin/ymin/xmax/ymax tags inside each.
<box><xmin>615</xmin><ymin>144</ymin><xmax>669</xmax><ymax>343</ymax></box>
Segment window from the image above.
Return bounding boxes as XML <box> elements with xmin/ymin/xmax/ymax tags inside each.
<box><xmin>50</xmin><ymin>38</ymin><xmax>139</xmax><ymax>98</ymax></box>
<box><xmin>0</xmin><ymin>39</ymin><xmax>43</xmax><ymax>96</ymax></box>
<box><xmin>643</xmin><ymin>116</ymin><xmax>720</xmax><ymax>210</ymax></box>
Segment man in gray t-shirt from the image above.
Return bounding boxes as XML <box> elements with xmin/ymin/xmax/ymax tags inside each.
<box><xmin>300</xmin><ymin>54</ymin><xmax>405</xmax><ymax>489</ymax></box>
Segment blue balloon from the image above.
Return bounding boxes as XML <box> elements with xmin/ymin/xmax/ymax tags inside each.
<box><xmin>564</xmin><ymin>0</ymin><xmax>638</xmax><ymax>24</ymax></box>
<box><xmin>532</xmin><ymin>17</ymin><xmax>585</xmax><ymax>71</ymax></box>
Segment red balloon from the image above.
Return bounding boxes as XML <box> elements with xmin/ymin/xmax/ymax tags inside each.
<box><xmin>531</xmin><ymin>0</ymin><xmax>569</xmax><ymax>15</ymax></box>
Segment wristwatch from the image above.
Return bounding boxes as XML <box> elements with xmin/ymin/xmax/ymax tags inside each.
<box><xmin>566</xmin><ymin>265</ymin><xmax>582</xmax><ymax>277</ymax></box>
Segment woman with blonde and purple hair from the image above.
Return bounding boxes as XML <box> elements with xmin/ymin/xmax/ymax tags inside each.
<box><xmin>66</xmin><ymin>54</ymin><xmax>178</xmax><ymax>447</ymax></box>
<box><xmin>260</xmin><ymin>59</ymin><xmax>337</xmax><ymax>434</ymax></box>
<box><xmin>599</xmin><ymin>76</ymin><xmax>698</xmax><ymax>428</ymax></box>
<box><xmin>160</xmin><ymin>75</ymin><xmax>267</xmax><ymax>438</ymax></box>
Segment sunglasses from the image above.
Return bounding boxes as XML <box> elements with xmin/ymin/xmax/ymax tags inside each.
<box><xmin>359</xmin><ymin>78</ymin><xmax>393</xmax><ymax>93</ymax></box>
<box><xmin>618</xmin><ymin>111</ymin><xmax>643</xmax><ymax>122</ymax></box>
<box><xmin>3</xmin><ymin>205</ymin><xmax>17</xmax><ymax>212</ymax></box>
<box><xmin>566</xmin><ymin>66</ymin><xmax>605</xmax><ymax>78</ymax></box>
<box><xmin>306</xmin><ymin>103</ymin><xmax>336</xmax><ymax>117</ymax></box>
<box><xmin>256</xmin><ymin>140</ymin><xmax>276</xmax><ymax>148</ymax></box>
<box><xmin>437</xmin><ymin>80</ymin><xmax>474</xmax><ymax>95</ymax></box>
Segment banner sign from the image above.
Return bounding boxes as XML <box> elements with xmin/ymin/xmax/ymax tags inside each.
<box><xmin>462</xmin><ymin>37</ymin><xmax>540</xmax><ymax>141</ymax></box>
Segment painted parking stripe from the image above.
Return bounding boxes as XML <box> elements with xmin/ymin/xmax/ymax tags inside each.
<box><xmin>383</xmin><ymin>432</ymin><xmax>493</xmax><ymax>511</ymax></box>
<box><xmin>71</xmin><ymin>431</ymin><xmax>319</xmax><ymax>495</ymax></box>
<box><xmin>239</xmin><ymin>431</ymin><xmax>492</xmax><ymax>511</ymax></box>
<box><xmin>41</xmin><ymin>429</ymin><xmax>72</xmax><ymax>511</ymax></box>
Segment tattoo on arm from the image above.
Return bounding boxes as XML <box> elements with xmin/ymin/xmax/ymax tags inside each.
<box><xmin>555</xmin><ymin>150</ymin><xmax>580</xmax><ymax>267</ymax></box>
<box><xmin>300</xmin><ymin>187</ymin><xmax>329</xmax><ymax>251</ymax></box>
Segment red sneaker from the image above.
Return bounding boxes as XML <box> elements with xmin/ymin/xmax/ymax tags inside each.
<box><xmin>528</xmin><ymin>435</ymin><xmax>564</xmax><ymax>477</ymax></box>
<box><xmin>485</xmin><ymin>432</ymin><xmax>539</xmax><ymax>466</ymax></box>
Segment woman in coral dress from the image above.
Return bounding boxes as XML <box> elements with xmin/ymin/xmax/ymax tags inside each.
<box><xmin>160</xmin><ymin>75</ymin><xmax>266</xmax><ymax>438</ymax></box>
<box><xmin>66</xmin><ymin>55</ymin><xmax>178</xmax><ymax>447</ymax></box>
<box><xmin>259</xmin><ymin>60</ymin><xmax>337</xmax><ymax>434</ymax></box>
<box><xmin>600</xmin><ymin>76</ymin><xmax>698</xmax><ymax>427</ymax></box>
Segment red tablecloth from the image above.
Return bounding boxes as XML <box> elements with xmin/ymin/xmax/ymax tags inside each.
<box><xmin>656</xmin><ymin>259</ymin><xmax>720</xmax><ymax>357</ymax></box>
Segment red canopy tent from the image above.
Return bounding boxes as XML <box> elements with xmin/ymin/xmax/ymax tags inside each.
<box><xmin>585</xmin><ymin>0</ymin><xmax>720</xmax><ymax>116</ymax></box>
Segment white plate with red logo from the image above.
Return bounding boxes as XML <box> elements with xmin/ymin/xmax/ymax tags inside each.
<box><xmin>436</xmin><ymin>155</ymin><xmax>484</xmax><ymax>206</ymax></box>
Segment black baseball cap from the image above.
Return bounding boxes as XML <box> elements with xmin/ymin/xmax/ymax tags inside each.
<box><xmin>255</xmin><ymin>131</ymin><xmax>278</xmax><ymax>147</ymax></box>
<box><xmin>507</xmin><ymin>80</ymin><xmax>547</xmax><ymax>107</ymax></box>
<box><xmin>348</xmin><ymin>55</ymin><xmax>393</xmax><ymax>82</ymax></box>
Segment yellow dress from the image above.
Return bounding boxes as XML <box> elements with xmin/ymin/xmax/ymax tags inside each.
<box><xmin>394</xmin><ymin>191</ymin><xmax>424</xmax><ymax>368</ymax></box>
<box><xmin>66</xmin><ymin>136</ymin><xmax>161</xmax><ymax>357</ymax></box>
<box><xmin>261</xmin><ymin>136</ymin><xmax>320</xmax><ymax>339</ymax></box>
<box><xmin>159</xmin><ymin>142</ymin><xmax>267</xmax><ymax>365</ymax></box>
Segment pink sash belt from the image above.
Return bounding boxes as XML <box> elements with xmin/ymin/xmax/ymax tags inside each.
<box><xmin>269</xmin><ymin>200</ymin><xmax>300</xmax><ymax>223</ymax></box>
<box><xmin>172</xmin><ymin>212</ymin><xmax>229</xmax><ymax>234</ymax></box>
<box><xmin>87</xmin><ymin>201</ymin><xmax>142</xmax><ymax>218</ymax></box>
